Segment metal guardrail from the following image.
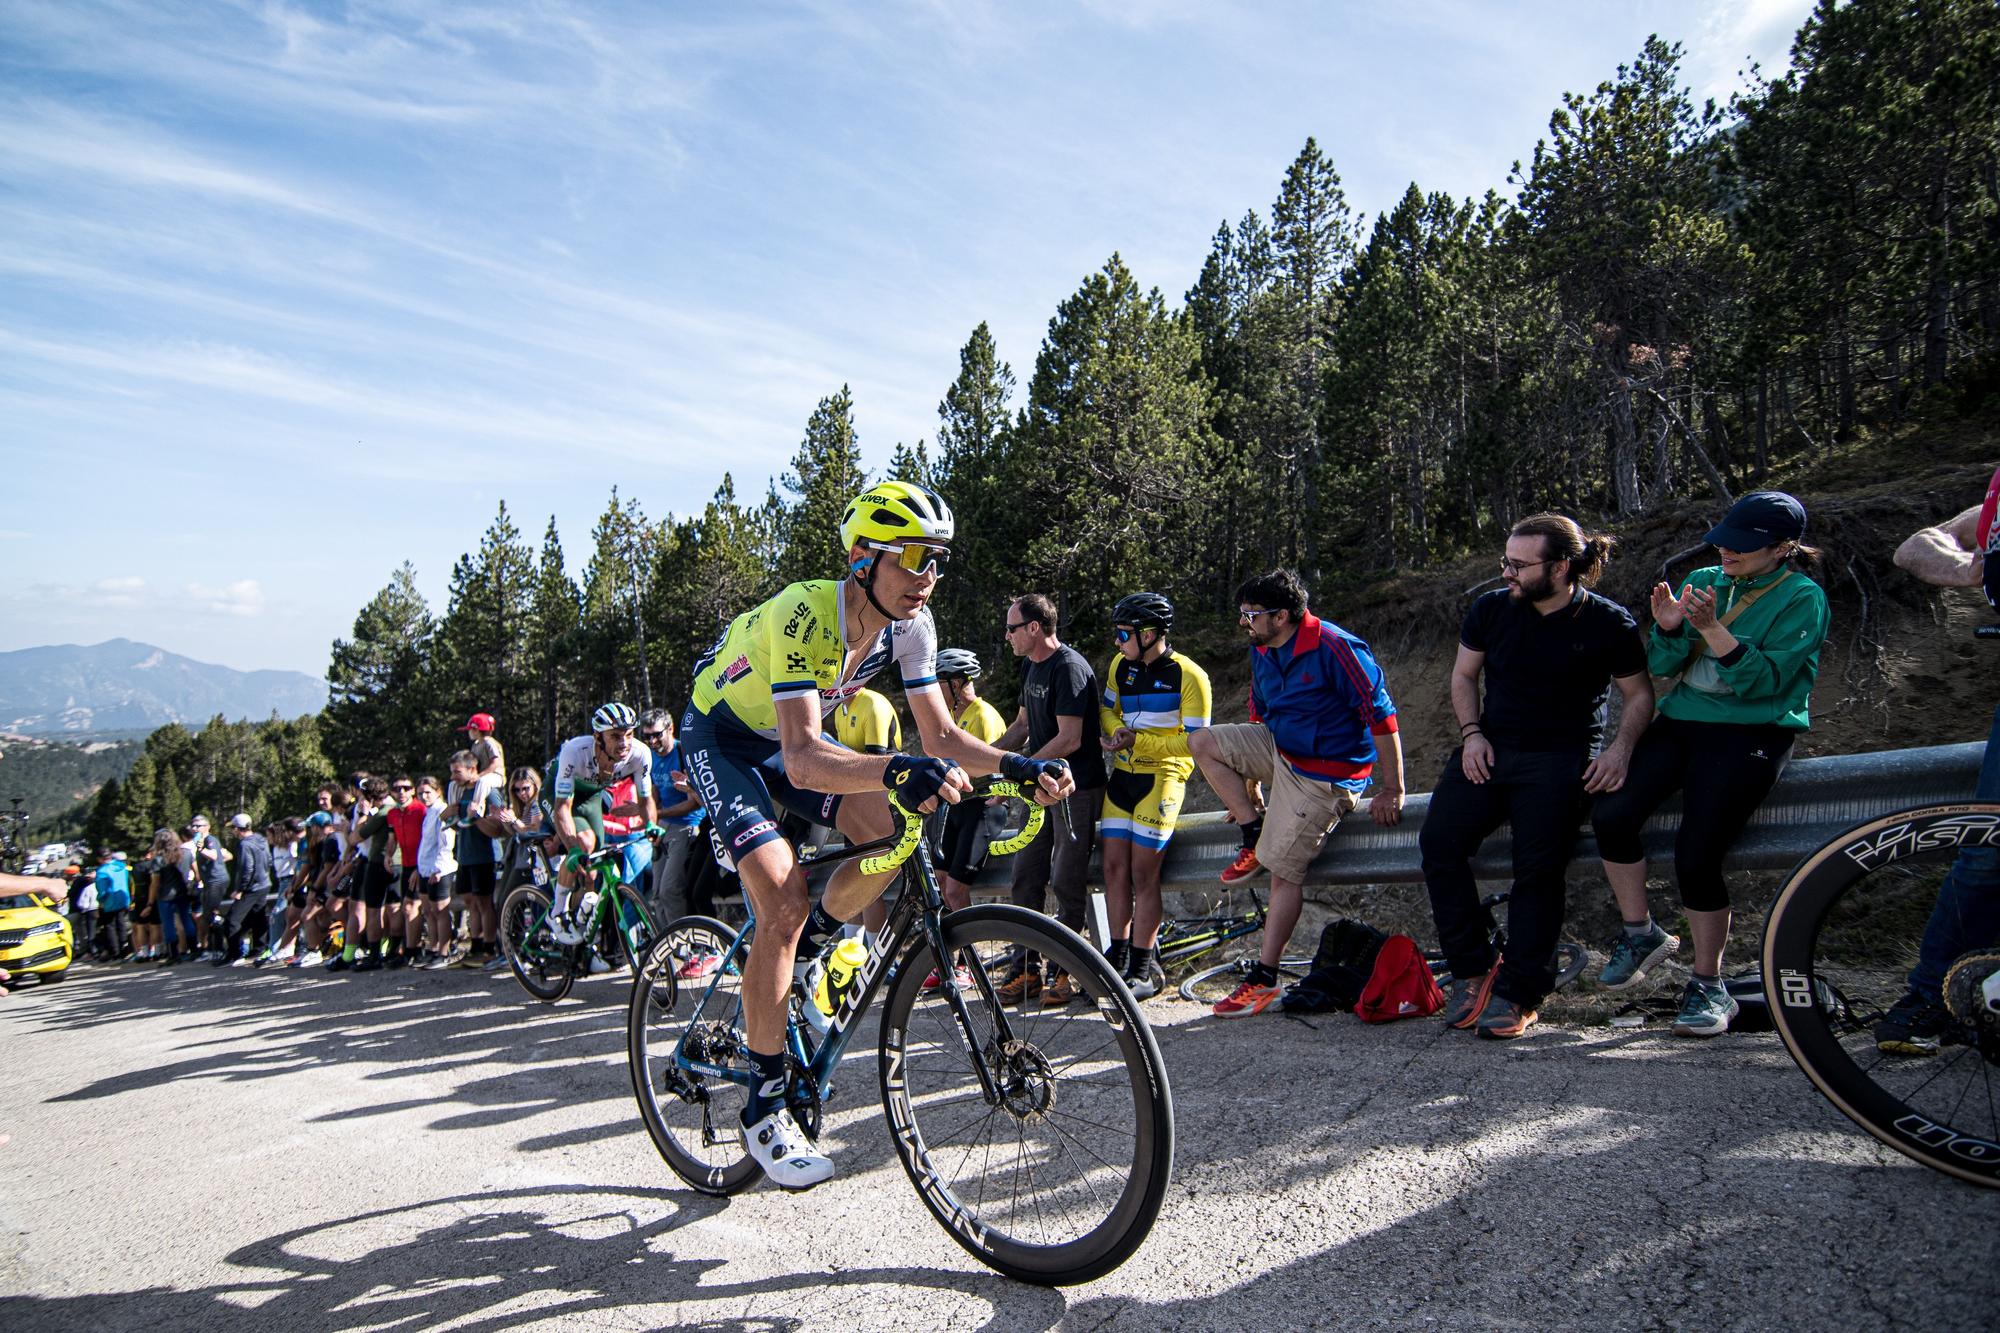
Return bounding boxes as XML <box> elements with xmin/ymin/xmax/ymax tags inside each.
<box><xmin>961</xmin><ymin>740</ymin><xmax>1987</xmax><ymax>892</ymax></box>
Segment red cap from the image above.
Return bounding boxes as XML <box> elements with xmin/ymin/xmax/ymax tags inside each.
<box><xmin>459</xmin><ymin>712</ymin><xmax>497</xmax><ymax>733</ymax></box>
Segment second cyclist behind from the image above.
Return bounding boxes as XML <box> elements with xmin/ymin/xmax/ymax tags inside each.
<box><xmin>545</xmin><ymin>702</ymin><xmax>660</xmax><ymax>946</ymax></box>
<box><xmin>679</xmin><ymin>481</ymin><xmax>1073</xmax><ymax>1191</ymax></box>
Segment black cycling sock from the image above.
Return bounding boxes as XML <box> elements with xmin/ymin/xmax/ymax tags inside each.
<box><xmin>742</xmin><ymin>1048</ymin><xmax>789</xmax><ymax>1126</ymax></box>
<box><xmin>1246</xmin><ymin>962</ymin><xmax>1277</xmax><ymax>988</ymax></box>
<box><xmin>1130</xmin><ymin>945</ymin><xmax>1155</xmax><ymax>973</ymax></box>
<box><xmin>796</xmin><ymin>902</ymin><xmax>842</xmax><ymax>961</ymax></box>
<box><xmin>1237</xmin><ymin>817</ymin><xmax>1263</xmax><ymax>849</ymax></box>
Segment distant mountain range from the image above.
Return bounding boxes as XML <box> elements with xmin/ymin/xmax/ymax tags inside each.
<box><xmin>0</xmin><ymin>640</ymin><xmax>326</xmax><ymax>734</ymax></box>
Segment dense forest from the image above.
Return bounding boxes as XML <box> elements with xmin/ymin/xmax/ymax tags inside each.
<box><xmin>60</xmin><ymin>2</ymin><xmax>2000</xmax><ymax>835</ymax></box>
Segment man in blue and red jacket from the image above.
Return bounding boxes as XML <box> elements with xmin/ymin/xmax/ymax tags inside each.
<box><xmin>1189</xmin><ymin>567</ymin><xmax>1405</xmax><ymax>1018</ymax></box>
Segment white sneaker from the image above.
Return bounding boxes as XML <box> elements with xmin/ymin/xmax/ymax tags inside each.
<box><xmin>739</xmin><ymin>1106</ymin><xmax>834</xmax><ymax>1190</ymax></box>
<box><xmin>547</xmin><ymin>912</ymin><xmax>585</xmax><ymax>947</ymax></box>
<box><xmin>588</xmin><ymin>954</ymin><xmax>614</xmax><ymax>975</ymax></box>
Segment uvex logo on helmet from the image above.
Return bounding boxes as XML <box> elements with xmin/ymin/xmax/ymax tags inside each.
<box><xmin>839</xmin><ymin>479</ymin><xmax>955</xmax><ymax>554</ymax></box>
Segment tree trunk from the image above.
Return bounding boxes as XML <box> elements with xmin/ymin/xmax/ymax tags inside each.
<box><xmin>1754</xmin><ymin>370</ymin><xmax>1769</xmax><ymax>478</ymax></box>
<box><xmin>1923</xmin><ymin>171</ymin><xmax>1953</xmax><ymax>388</ymax></box>
<box><xmin>1607</xmin><ymin>384</ymin><xmax>1642</xmax><ymax>515</ymax></box>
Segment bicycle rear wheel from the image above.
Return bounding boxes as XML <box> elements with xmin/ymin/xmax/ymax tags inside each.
<box><xmin>627</xmin><ymin>915</ymin><xmax>759</xmax><ymax>1195</ymax></box>
<box><xmin>1762</xmin><ymin>804</ymin><xmax>2000</xmax><ymax>1188</ymax></box>
<box><xmin>499</xmin><ymin>884</ymin><xmax>575</xmax><ymax>1003</ymax></box>
<box><xmin>878</xmin><ymin>905</ymin><xmax>1173</xmax><ymax>1286</ymax></box>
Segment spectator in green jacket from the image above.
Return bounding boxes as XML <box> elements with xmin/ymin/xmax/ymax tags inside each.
<box><xmin>1591</xmin><ymin>491</ymin><xmax>1831</xmax><ymax>1038</ymax></box>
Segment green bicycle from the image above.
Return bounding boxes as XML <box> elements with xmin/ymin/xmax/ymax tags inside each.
<box><xmin>500</xmin><ymin>841</ymin><xmax>659</xmax><ymax>1003</ymax></box>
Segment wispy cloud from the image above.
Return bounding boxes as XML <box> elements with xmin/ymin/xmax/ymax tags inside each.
<box><xmin>188</xmin><ymin>579</ymin><xmax>265</xmax><ymax>618</ymax></box>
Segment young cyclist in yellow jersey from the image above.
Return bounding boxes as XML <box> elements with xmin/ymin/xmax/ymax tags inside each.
<box><xmin>1098</xmin><ymin>593</ymin><xmax>1212</xmax><ymax>999</ymax></box>
<box><xmin>922</xmin><ymin>648</ymin><xmax>1006</xmax><ymax>992</ymax></box>
<box><xmin>679</xmin><ymin>481</ymin><xmax>1073</xmax><ymax>1190</ymax></box>
<box><xmin>828</xmin><ymin>687</ymin><xmax>902</xmax><ymax>755</ymax></box>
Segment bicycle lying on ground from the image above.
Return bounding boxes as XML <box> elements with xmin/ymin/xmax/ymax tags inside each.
<box><xmin>1762</xmin><ymin>798</ymin><xmax>2000</xmax><ymax>1188</ymax></box>
<box><xmin>1172</xmin><ymin>881</ymin><xmax>1586</xmax><ymax>1006</ymax></box>
<box><xmin>500</xmin><ymin>842</ymin><xmax>659</xmax><ymax>1003</ymax></box>
<box><xmin>627</xmin><ymin>779</ymin><xmax>1175</xmax><ymax>1286</ymax></box>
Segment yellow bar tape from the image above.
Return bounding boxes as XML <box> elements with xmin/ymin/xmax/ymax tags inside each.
<box><xmin>855</xmin><ymin>781</ymin><xmax>1049</xmax><ymax>874</ymax></box>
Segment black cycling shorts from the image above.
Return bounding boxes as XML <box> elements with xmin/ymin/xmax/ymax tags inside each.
<box><xmin>680</xmin><ymin>713</ymin><xmax>842</xmax><ymax>871</ymax></box>
<box><xmin>457</xmin><ymin>862</ymin><xmax>497</xmax><ymax>899</ymax></box>
<box><xmin>419</xmin><ymin>872</ymin><xmax>454</xmax><ymax>903</ymax></box>
<box><xmin>940</xmin><ymin>799</ymin><xmax>990</xmax><ymax>883</ymax></box>
<box><xmin>361</xmin><ymin>859</ymin><xmax>403</xmax><ymax>909</ymax></box>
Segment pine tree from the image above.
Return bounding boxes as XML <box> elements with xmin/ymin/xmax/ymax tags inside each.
<box><xmin>323</xmin><ymin>563</ymin><xmax>434</xmax><ymax>777</ymax></box>
<box><xmin>154</xmin><ymin>764</ymin><xmax>190</xmax><ymax>832</ymax></box>
<box><xmin>83</xmin><ymin>777</ymin><xmax>122</xmax><ymax>855</ymax></box>
<box><xmin>529</xmin><ymin>517</ymin><xmax>582</xmax><ymax>757</ymax></box>
<box><xmin>1014</xmin><ymin>253</ymin><xmax>1217</xmax><ymax>637</ymax></box>
<box><xmin>580</xmin><ymin>490</ymin><xmax>658</xmax><ymax>711</ymax></box>
<box><xmin>114</xmin><ymin>752</ymin><xmax>158</xmax><ymax>851</ymax></box>
<box><xmin>931</xmin><ymin>322</ymin><xmax>1020</xmax><ymax>656</ymax></box>
<box><xmin>775</xmin><ymin>387</ymin><xmax>867</xmax><ymax>587</ymax></box>
<box><xmin>426</xmin><ymin>503</ymin><xmax>539</xmax><ymax>773</ymax></box>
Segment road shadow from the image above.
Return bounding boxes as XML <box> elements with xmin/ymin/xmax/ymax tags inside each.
<box><xmin>0</xmin><ymin>1183</ymin><xmax>1073</xmax><ymax>1333</ymax></box>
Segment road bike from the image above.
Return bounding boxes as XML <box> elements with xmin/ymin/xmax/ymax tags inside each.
<box><xmin>1762</xmin><ymin>625</ymin><xmax>2000</xmax><ymax>1189</ymax></box>
<box><xmin>499</xmin><ymin>841</ymin><xmax>659</xmax><ymax>1003</ymax></box>
<box><xmin>627</xmin><ymin>780</ymin><xmax>1174</xmax><ymax>1286</ymax></box>
<box><xmin>1174</xmin><ymin>882</ymin><xmax>1587</xmax><ymax>1006</ymax></box>
<box><xmin>1763</xmin><ymin>800</ymin><xmax>2000</xmax><ymax>1188</ymax></box>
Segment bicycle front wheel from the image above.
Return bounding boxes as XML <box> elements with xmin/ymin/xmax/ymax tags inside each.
<box><xmin>1762</xmin><ymin>803</ymin><xmax>2000</xmax><ymax>1188</ymax></box>
<box><xmin>878</xmin><ymin>905</ymin><xmax>1173</xmax><ymax>1286</ymax></box>
<box><xmin>1178</xmin><ymin>954</ymin><xmax>1311</xmax><ymax>1006</ymax></box>
<box><xmin>627</xmin><ymin>915</ymin><xmax>759</xmax><ymax>1195</ymax></box>
<box><xmin>499</xmin><ymin>884</ymin><xmax>575</xmax><ymax>1003</ymax></box>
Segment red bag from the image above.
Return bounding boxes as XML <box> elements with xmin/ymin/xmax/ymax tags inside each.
<box><xmin>1354</xmin><ymin>934</ymin><xmax>1444</xmax><ymax>1022</ymax></box>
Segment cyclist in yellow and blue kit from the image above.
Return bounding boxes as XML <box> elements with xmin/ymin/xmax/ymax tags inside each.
<box><xmin>679</xmin><ymin>480</ymin><xmax>1073</xmax><ymax>1190</ymax></box>
<box><xmin>1099</xmin><ymin>592</ymin><xmax>1211</xmax><ymax>999</ymax></box>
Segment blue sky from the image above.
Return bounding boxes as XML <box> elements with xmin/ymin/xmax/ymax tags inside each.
<box><xmin>0</xmin><ymin>0</ymin><xmax>1813</xmax><ymax>676</ymax></box>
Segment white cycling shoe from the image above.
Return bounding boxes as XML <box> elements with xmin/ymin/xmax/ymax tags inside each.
<box><xmin>546</xmin><ymin>912</ymin><xmax>585</xmax><ymax>947</ymax></box>
<box><xmin>740</xmin><ymin>1107</ymin><xmax>834</xmax><ymax>1191</ymax></box>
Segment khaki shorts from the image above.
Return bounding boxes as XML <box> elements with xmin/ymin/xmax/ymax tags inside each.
<box><xmin>1203</xmin><ymin>723</ymin><xmax>1359</xmax><ymax>882</ymax></box>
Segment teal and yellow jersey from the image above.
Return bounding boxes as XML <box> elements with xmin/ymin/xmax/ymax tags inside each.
<box><xmin>690</xmin><ymin>579</ymin><xmax>939</xmax><ymax>741</ymax></box>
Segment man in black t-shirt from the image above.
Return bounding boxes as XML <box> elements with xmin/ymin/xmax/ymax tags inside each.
<box><xmin>1420</xmin><ymin>514</ymin><xmax>1654</xmax><ymax>1039</ymax></box>
<box><xmin>995</xmin><ymin>592</ymin><xmax>1105</xmax><ymax>1006</ymax></box>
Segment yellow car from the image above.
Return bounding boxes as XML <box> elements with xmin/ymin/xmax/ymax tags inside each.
<box><xmin>0</xmin><ymin>885</ymin><xmax>74</xmax><ymax>984</ymax></box>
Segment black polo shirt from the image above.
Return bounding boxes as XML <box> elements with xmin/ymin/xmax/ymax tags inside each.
<box><xmin>1021</xmin><ymin>643</ymin><xmax>1106</xmax><ymax>789</ymax></box>
<box><xmin>1461</xmin><ymin>587</ymin><xmax>1646</xmax><ymax>754</ymax></box>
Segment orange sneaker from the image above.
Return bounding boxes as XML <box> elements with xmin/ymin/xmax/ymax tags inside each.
<box><xmin>1212</xmin><ymin>979</ymin><xmax>1279</xmax><ymax>1018</ymax></box>
<box><xmin>1443</xmin><ymin>963</ymin><xmax>1499</xmax><ymax>1030</ymax></box>
<box><xmin>1219</xmin><ymin>845</ymin><xmax>1263</xmax><ymax>884</ymax></box>
<box><xmin>1041</xmin><ymin>969</ymin><xmax>1077</xmax><ymax>1007</ymax></box>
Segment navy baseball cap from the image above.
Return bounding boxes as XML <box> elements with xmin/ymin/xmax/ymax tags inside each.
<box><xmin>1705</xmin><ymin>491</ymin><xmax>1806</xmax><ymax>551</ymax></box>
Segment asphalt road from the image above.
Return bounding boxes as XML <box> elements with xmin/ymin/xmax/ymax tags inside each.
<box><xmin>1</xmin><ymin>958</ymin><xmax>1993</xmax><ymax>1332</ymax></box>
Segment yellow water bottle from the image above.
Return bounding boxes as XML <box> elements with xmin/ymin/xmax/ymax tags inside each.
<box><xmin>813</xmin><ymin>937</ymin><xmax>870</xmax><ymax>1016</ymax></box>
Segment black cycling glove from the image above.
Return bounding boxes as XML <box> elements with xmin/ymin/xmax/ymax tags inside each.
<box><xmin>883</xmin><ymin>755</ymin><xmax>958</xmax><ymax>807</ymax></box>
<box><xmin>999</xmin><ymin>753</ymin><xmax>1069</xmax><ymax>790</ymax></box>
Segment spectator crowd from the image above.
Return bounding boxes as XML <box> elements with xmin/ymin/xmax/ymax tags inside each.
<box><xmin>29</xmin><ymin>480</ymin><xmax>1999</xmax><ymax>1052</ymax></box>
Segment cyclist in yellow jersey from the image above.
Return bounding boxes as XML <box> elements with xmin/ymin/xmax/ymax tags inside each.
<box><xmin>828</xmin><ymin>687</ymin><xmax>902</xmax><ymax>755</ymax></box>
<box><xmin>1099</xmin><ymin>592</ymin><xmax>1212</xmax><ymax>999</ymax></box>
<box><xmin>679</xmin><ymin>481</ymin><xmax>1074</xmax><ymax>1190</ymax></box>
<box><xmin>933</xmin><ymin>649</ymin><xmax>1006</xmax><ymax>912</ymax></box>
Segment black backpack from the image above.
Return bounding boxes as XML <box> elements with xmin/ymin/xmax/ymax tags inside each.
<box><xmin>1281</xmin><ymin>918</ymin><xmax>1390</xmax><ymax>1014</ymax></box>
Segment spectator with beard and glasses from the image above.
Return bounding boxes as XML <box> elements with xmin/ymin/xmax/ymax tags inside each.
<box><xmin>1420</xmin><ymin>515</ymin><xmax>1653</xmax><ymax>1039</ymax></box>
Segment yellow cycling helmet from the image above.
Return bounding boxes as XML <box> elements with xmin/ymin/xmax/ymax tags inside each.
<box><xmin>839</xmin><ymin>480</ymin><xmax>955</xmax><ymax>555</ymax></box>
